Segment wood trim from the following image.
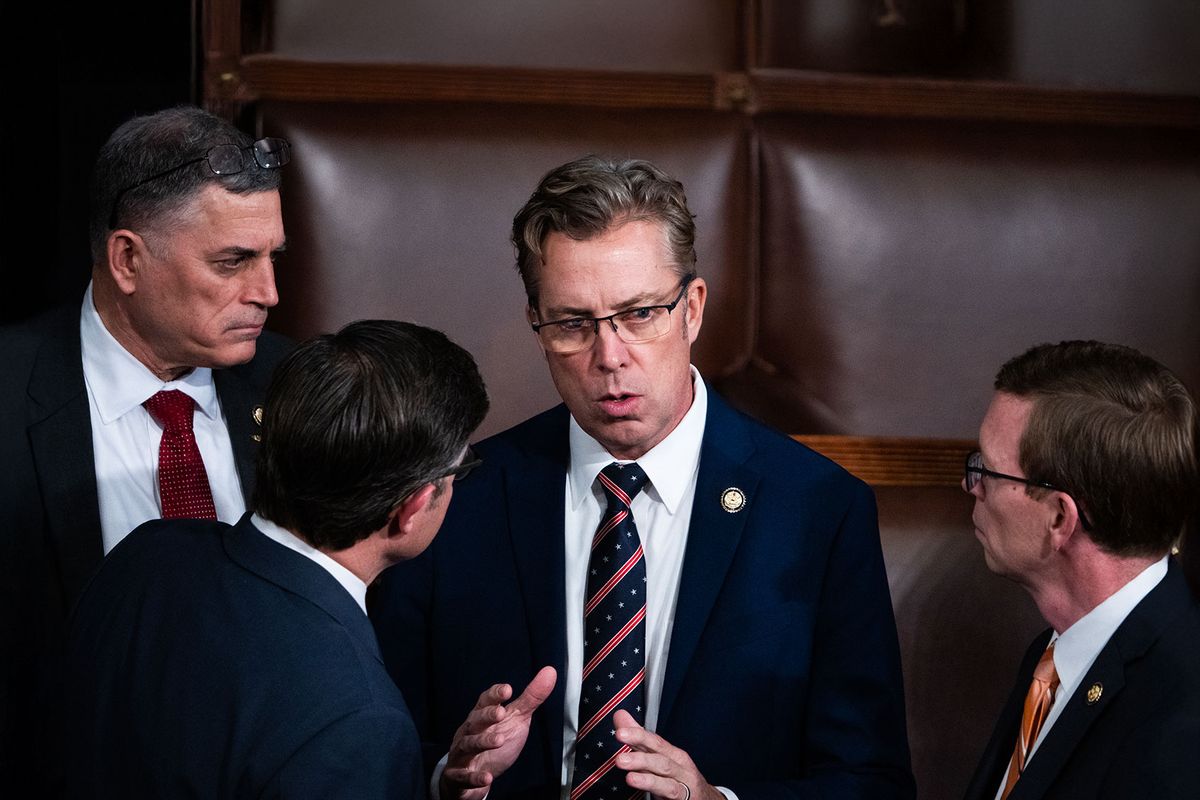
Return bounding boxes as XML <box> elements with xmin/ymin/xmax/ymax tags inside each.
<box><xmin>792</xmin><ymin>435</ymin><xmax>976</xmax><ymax>487</ymax></box>
<box><xmin>751</xmin><ymin>69</ymin><xmax>1200</xmax><ymax>129</ymax></box>
<box><xmin>238</xmin><ymin>57</ymin><xmax>720</xmax><ymax>110</ymax></box>
<box><xmin>227</xmin><ymin>56</ymin><xmax>1200</xmax><ymax>130</ymax></box>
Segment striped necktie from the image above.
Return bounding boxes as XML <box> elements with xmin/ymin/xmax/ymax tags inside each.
<box><xmin>571</xmin><ymin>462</ymin><xmax>649</xmax><ymax>800</ymax></box>
<box><xmin>1001</xmin><ymin>642</ymin><xmax>1059</xmax><ymax>798</ymax></box>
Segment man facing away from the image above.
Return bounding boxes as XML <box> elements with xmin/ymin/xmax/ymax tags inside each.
<box><xmin>372</xmin><ymin>155</ymin><xmax>914</xmax><ymax>800</ymax></box>
<box><xmin>1</xmin><ymin>105</ymin><xmax>292</xmax><ymax>784</ymax></box>
<box><xmin>57</xmin><ymin>320</ymin><xmax>512</xmax><ymax>797</ymax></box>
<box><xmin>962</xmin><ymin>340</ymin><xmax>1200</xmax><ymax>799</ymax></box>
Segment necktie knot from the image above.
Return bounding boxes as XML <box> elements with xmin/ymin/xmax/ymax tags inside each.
<box><xmin>143</xmin><ymin>390</ymin><xmax>196</xmax><ymax>432</ymax></box>
<box><xmin>1033</xmin><ymin>643</ymin><xmax>1059</xmax><ymax>689</ymax></box>
<box><xmin>598</xmin><ymin>462</ymin><xmax>648</xmax><ymax>511</ymax></box>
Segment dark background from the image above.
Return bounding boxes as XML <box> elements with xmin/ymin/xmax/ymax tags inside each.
<box><xmin>3</xmin><ymin>2</ymin><xmax>196</xmax><ymax>324</ymax></box>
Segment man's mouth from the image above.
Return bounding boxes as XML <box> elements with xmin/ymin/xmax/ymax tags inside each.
<box><xmin>597</xmin><ymin>392</ymin><xmax>640</xmax><ymax>417</ymax></box>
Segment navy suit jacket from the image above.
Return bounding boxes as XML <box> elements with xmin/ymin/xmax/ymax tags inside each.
<box><xmin>0</xmin><ymin>302</ymin><xmax>291</xmax><ymax>787</ymax></box>
<box><xmin>59</xmin><ymin>514</ymin><xmax>422</xmax><ymax>799</ymax></box>
<box><xmin>963</xmin><ymin>559</ymin><xmax>1200</xmax><ymax>800</ymax></box>
<box><xmin>372</xmin><ymin>390</ymin><xmax>914</xmax><ymax>799</ymax></box>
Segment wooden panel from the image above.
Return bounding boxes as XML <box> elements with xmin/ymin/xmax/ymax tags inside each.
<box><xmin>794</xmin><ymin>436</ymin><xmax>975</xmax><ymax>487</ymax></box>
<box><xmin>238</xmin><ymin>57</ymin><xmax>723</xmax><ymax>110</ymax></box>
<box><xmin>752</xmin><ymin>69</ymin><xmax>1200</xmax><ymax>129</ymax></box>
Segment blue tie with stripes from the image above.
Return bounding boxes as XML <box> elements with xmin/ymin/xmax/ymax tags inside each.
<box><xmin>571</xmin><ymin>462</ymin><xmax>649</xmax><ymax>800</ymax></box>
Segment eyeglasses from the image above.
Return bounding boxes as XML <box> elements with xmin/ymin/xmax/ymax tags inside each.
<box><xmin>964</xmin><ymin>450</ymin><xmax>1093</xmax><ymax>530</ymax></box>
<box><xmin>108</xmin><ymin>137</ymin><xmax>292</xmax><ymax>228</ymax></box>
<box><xmin>438</xmin><ymin>446</ymin><xmax>482</xmax><ymax>483</ymax></box>
<box><xmin>531</xmin><ymin>276</ymin><xmax>694</xmax><ymax>355</ymax></box>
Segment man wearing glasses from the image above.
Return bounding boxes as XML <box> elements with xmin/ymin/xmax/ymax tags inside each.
<box><xmin>372</xmin><ymin>156</ymin><xmax>914</xmax><ymax>800</ymax></box>
<box><xmin>962</xmin><ymin>341</ymin><xmax>1200</xmax><ymax>800</ymax></box>
<box><xmin>0</xmin><ymin>106</ymin><xmax>291</xmax><ymax>787</ymax></box>
<box><xmin>58</xmin><ymin>320</ymin><xmax>496</xmax><ymax>797</ymax></box>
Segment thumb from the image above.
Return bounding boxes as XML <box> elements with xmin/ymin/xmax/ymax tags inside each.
<box><xmin>508</xmin><ymin>666</ymin><xmax>557</xmax><ymax>715</ymax></box>
<box><xmin>613</xmin><ymin>709</ymin><xmax>643</xmax><ymax>731</ymax></box>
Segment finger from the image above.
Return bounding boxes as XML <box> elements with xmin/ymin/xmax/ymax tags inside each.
<box><xmin>616</xmin><ymin>749</ymin><xmax>677</xmax><ymax>777</ymax></box>
<box><xmin>623</xmin><ymin>769</ymin><xmax>690</xmax><ymax>800</ymax></box>
<box><xmin>451</xmin><ymin>729</ymin><xmax>508</xmax><ymax>756</ymax></box>
<box><xmin>474</xmin><ymin>682</ymin><xmax>514</xmax><ymax>710</ymax></box>
<box><xmin>506</xmin><ymin>665</ymin><xmax>557</xmax><ymax>715</ymax></box>
<box><xmin>442</xmin><ymin>765</ymin><xmax>494</xmax><ymax>789</ymax></box>
<box><xmin>612</xmin><ymin>708</ymin><xmax>643</xmax><ymax>731</ymax></box>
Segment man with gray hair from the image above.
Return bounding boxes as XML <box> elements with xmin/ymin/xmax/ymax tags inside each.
<box><xmin>0</xmin><ymin>105</ymin><xmax>292</xmax><ymax>787</ymax></box>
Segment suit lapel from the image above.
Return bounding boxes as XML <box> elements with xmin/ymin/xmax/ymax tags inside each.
<box><xmin>26</xmin><ymin>307</ymin><xmax>103</xmax><ymax>608</ymax></box>
<box><xmin>504</xmin><ymin>406</ymin><xmax>571</xmax><ymax>776</ymax></box>
<box><xmin>658</xmin><ymin>391</ymin><xmax>760</xmax><ymax>729</ymax></box>
<box><xmin>964</xmin><ymin>631</ymin><xmax>1051</xmax><ymax>800</ymax></box>
<box><xmin>214</xmin><ymin>366</ymin><xmax>263</xmax><ymax>502</ymax></box>
<box><xmin>1010</xmin><ymin>562</ymin><xmax>1189</xmax><ymax>799</ymax></box>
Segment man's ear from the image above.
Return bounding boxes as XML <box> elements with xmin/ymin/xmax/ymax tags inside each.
<box><xmin>683</xmin><ymin>276</ymin><xmax>706</xmax><ymax>344</ymax></box>
<box><xmin>386</xmin><ymin>482</ymin><xmax>437</xmax><ymax>540</ymax></box>
<box><xmin>1048</xmin><ymin>492</ymin><xmax>1086</xmax><ymax>551</ymax></box>
<box><xmin>105</xmin><ymin>229</ymin><xmax>148</xmax><ymax>296</ymax></box>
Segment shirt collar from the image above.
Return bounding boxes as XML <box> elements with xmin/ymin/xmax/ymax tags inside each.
<box><xmin>250</xmin><ymin>513</ymin><xmax>369</xmax><ymax>615</ymax></box>
<box><xmin>80</xmin><ymin>281</ymin><xmax>219</xmax><ymax>425</ymax></box>
<box><xmin>567</xmin><ymin>366</ymin><xmax>707</xmax><ymax>515</ymax></box>
<box><xmin>1050</xmin><ymin>555</ymin><xmax>1169</xmax><ymax>692</ymax></box>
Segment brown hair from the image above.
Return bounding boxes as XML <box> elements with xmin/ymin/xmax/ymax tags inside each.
<box><xmin>511</xmin><ymin>155</ymin><xmax>696</xmax><ymax>307</ymax></box>
<box><xmin>995</xmin><ymin>340</ymin><xmax>1197</xmax><ymax>557</ymax></box>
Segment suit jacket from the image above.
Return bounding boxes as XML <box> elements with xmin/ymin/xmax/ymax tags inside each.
<box><xmin>0</xmin><ymin>301</ymin><xmax>291</xmax><ymax>786</ymax></box>
<box><xmin>371</xmin><ymin>390</ymin><xmax>914</xmax><ymax>800</ymax></box>
<box><xmin>58</xmin><ymin>514</ymin><xmax>422</xmax><ymax>798</ymax></box>
<box><xmin>963</xmin><ymin>559</ymin><xmax>1200</xmax><ymax>800</ymax></box>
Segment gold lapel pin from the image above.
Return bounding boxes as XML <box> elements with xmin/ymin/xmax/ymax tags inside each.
<box><xmin>720</xmin><ymin>487</ymin><xmax>746</xmax><ymax>513</ymax></box>
<box><xmin>1086</xmin><ymin>683</ymin><xmax>1103</xmax><ymax>705</ymax></box>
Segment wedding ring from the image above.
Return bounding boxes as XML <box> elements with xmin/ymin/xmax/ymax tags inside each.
<box><xmin>675</xmin><ymin>780</ymin><xmax>691</xmax><ymax>800</ymax></box>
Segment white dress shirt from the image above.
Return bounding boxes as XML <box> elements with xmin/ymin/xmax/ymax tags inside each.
<box><xmin>80</xmin><ymin>282</ymin><xmax>247</xmax><ymax>553</ymax></box>
<box><xmin>994</xmin><ymin>555</ymin><xmax>1168</xmax><ymax>799</ymax></box>
<box><xmin>560</xmin><ymin>367</ymin><xmax>707</xmax><ymax>792</ymax></box>
<box><xmin>252</xmin><ymin>513</ymin><xmax>369</xmax><ymax>614</ymax></box>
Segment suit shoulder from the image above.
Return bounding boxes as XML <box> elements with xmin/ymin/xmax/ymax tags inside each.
<box><xmin>474</xmin><ymin>404</ymin><xmax>568</xmax><ymax>460</ymax></box>
<box><xmin>722</xmin><ymin>400</ymin><xmax>870</xmax><ymax>496</ymax></box>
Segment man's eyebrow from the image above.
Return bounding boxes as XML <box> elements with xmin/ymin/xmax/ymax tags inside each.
<box><xmin>542</xmin><ymin>289</ymin><xmax>665</xmax><ymax>319</ymax></box>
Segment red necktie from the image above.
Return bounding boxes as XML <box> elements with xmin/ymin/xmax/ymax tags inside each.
<box><xmin>143</xmin><ymin>390</ymin><xmax>217</xmax><ymax>520</ymax></box>
<box><xmin>571</xmin><ymin>462</ymin><xmax>648</xmax><ymax>800</ymax></box>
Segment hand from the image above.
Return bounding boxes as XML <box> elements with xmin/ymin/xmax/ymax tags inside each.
<box><xmin>441</xmin><ymin>666</ymin><xmax>557</xmax><ymax>800</ymax></box>
<box><xmin>613</xmin><ymin>710</ymin><xmax>723</xmax><ymax>800</ymax></box>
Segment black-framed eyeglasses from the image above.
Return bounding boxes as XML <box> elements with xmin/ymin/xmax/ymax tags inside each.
<box><xmin>964</xmin><ymin>451</ymin><xmax>1093</xmax><ymax>530</ymax></box>
<box><xmin>438</xmin><ymin>446</ymin><xmax>482</xmax><ymax>483</ymax></box>
<box><xmin>108</xmin><ymin>137</ymin><xmax>292</xmax><ymax>229</ymax></box>
<box><xmin>530</xmin><ymin>275</ymin><xmax>695</xmax><ymax>355</ymax></box>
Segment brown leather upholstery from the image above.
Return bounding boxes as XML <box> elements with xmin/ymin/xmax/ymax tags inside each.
<box><xmin>718</xmin><ymin>114</ymin><xmax>1200</xmax><ymax>438</ymax></box>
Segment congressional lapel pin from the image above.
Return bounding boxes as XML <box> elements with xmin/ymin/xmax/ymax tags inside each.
<box><xmin>1086</xmin><ymin>683</ymin><xmax>1103</xmax><ymax>705</ymax></box>
<box><xmin>720</xmin><ymin>487</ymin><xmax>746</xmax><ymax>513</ymax></box>
<box><xmin>252</xmin><ymin>405</ymin><xmax>264</xmax><ymax>442</ymax></box>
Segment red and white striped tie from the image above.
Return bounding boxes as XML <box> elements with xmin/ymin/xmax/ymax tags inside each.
<box><xmin>571</xmin><ymin>462</ymin><xmax>649</xmax><ymax>800</ymax></box>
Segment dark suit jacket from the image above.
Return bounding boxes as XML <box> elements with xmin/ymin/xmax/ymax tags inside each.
<box><xmin>963</xmin><ymin>559</ymin><xmax>1200</xmax><ymax>800</ymax></box>
<box><xmin>0</xmin><ymin>301</ymin><xmax>291</xmax><ymax>786</ymax></box>
<box><xmin>58</xmin><ymin>514</ymin><xmax>422</xmax><ymax>798</ymax></box>
<box><xmin>372</xmin><ymin>390</ymin><xmax>914</xmax><ymax>800</ymax></box>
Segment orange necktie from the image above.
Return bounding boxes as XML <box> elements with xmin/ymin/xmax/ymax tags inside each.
<box><xmin>1001</xmin><ymin>642</ymin><xmax>1060</xmax><ymax>799</ymax></box>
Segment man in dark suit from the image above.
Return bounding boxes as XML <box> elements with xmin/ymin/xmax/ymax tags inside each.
<box><xmin>0</xmin><ymin>106</ymin><xmax>291</xmax><ymax>785</ymax></box>
<box><xmin>962</xmin><ymin>341</ymin><xmax>1200</xmax><ymax>800</ymax></box>
<box><xmin>58</xmin><ymin>319</ymin><xmax>515</xmax><ymax>797</ymax></box>
<box><xmin>371</xmin><ymin>156</ymin><xmax>913</xmax><ymax>800</ymax></box>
